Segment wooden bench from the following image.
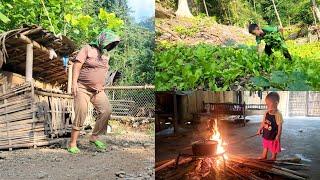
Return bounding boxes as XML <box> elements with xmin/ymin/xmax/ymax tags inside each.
<box><xmin>195</xmin><ymin>102</ymin><xmax>246</xmax><ymax>127</ymax></box>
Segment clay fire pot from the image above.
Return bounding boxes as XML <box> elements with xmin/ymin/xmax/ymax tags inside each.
<box><xmin>192</xmin><ymin>140</ymin><xmax>218</xmax><ymax>156</ymax></box>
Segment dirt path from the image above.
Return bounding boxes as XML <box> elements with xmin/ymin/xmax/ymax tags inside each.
<box><xmin>0</xmin><ymin>123</ymin><xmax>155</xmax><ymax>180</ymax></box>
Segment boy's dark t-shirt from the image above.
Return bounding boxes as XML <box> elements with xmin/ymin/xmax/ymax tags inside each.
<box><xmin>262</xmin><ymin>112</ymin><xmax>281</xmax><ymax>140</ymax></box>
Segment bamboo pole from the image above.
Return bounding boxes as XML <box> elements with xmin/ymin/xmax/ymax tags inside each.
<box><xmin>34</xmin><ymin>90</ymin><xmax>73</xmax><ymax>99</ymax></box>
<box><xmin>26</xmin><ymin>43</ymin><xmax>33</xmax><ymax>82</ymax></box>
<box><xmin>271</xmin><ymin>0</ymin><xmax>283</xmax><ymax>28</ymax></box>
<box><xmin>67</xmin><ymin>63</ymin><xmax>73</xmax><ymax>93</ymax></box>
<box><xmin>203</xmin><ymin>0</ymin><xmax>209</xmax><ymax>16</ymax></box>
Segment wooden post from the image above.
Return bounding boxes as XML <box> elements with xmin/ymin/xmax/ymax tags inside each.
<box><xmin>67</xmin><ymin>63</ymin><xmax>73</xmax><ymax>94</ymax></box>
<box><xmin>173</xmin><ymin>92</ymin><xmax>178</xmax><ymax>134</ymax></box>
<box><xmin>26</xmin><ymin>43</ymin><xmax>33</xmax><ymax>82</ymax></box>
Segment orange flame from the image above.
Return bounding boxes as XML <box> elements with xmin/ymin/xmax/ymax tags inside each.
<box><xmin>210</xmin><ymin>119</ymin><xmax>228</xmax><ymax>160</ymax></box>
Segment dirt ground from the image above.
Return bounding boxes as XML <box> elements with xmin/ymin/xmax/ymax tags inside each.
<box><xmin>0</xmin><ymin>121</ymin><xmax>155</xmax><ymax>180</ymax></box>
<box><xmin>156</xmin><ymin>16</ymin><xmax>255</xmax><ymax>46</ymax></box>
<box><xmin>156</xmin><ymin>116</ymin><xmax>320</xmax><ymax>179</ymax></box>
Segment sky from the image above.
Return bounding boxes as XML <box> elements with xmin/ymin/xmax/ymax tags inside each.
<box><xmin>127</xmin><ymin>0</ymin><xmax>155</xmax><ymax>22</ymax></box>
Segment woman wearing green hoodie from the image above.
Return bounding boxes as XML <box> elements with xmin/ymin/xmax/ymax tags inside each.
<box><xmin>68</xmin><ymin>30</ymin><xmax>120</xmax><ymax>154</ymax></box>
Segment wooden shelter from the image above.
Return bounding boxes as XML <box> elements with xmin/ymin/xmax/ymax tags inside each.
<box><xmin>155</xmin><ymin>91</ymin><xmax>246</xmax><ymax>133</ymax></box>
<box><xmin>0</xmin><ymin>25</ymin><xmax>76</xmax><ymax>150</ymax></box>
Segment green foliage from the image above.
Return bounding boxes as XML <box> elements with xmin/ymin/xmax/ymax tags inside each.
<box><xmin>0</xmin><ymin>12</ymin><xmax>10</xmax><ymax>24</ymax></box>
<box><xmin>155</xmin><ymin>43</ymin><xmax>320</xmax><ymax>91</ymax></box>
<box><xmin>173</xmin><ymin>25</ymin><xmax>199</xmax><ymax>36</ymax></box>
<box><xmin>263</xmin><ymin>32</ymin><xmax>284</xmax><ymax>48</ymax></box>
<box><xmin>109</xmin><ymin>20</ymin><xmax>155</xmax><ymax>85</ymax></box>
<box><xmin>0</xmin><ymin>0</ymin><xmax>124</xmax><ymax>46</ymax></box>
<box><xmin>287</xmin><ymin>41</ymin><xmax>320</xmax><ymax>61</ymax></box>
<box><xmin>254</xmin><ymin>0</ymin><xmax>315</xmax><ymax>26</ymax></box>
<box><xmin>0</xmin><ymin>0</ymin><xmax>154</xmax><ymax>86</ymax></box>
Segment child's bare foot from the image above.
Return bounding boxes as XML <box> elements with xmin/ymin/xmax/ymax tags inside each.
<box><xmin>271</xmin><ymin>153</ymin><xmax>277</xmax><ymax>160</ymax></box>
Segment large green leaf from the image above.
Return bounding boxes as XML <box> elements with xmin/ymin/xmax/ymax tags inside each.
<box><xmin>270</xmin><ymin>71</ymin><xmax>288</xmax><ymax>85</ymax></box>
<box><xmin>0</xmin><ymin>12</ymin><xmax>10</xmax><ymax>23</ymax></box>
<box><xmin>250</xmin><ymin>76</ymin><xmax>270</xmax><ymax>87</ymax></box>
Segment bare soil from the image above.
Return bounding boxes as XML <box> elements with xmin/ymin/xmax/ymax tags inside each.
<box><xmin>0</xmin><ymin>121</ymin><xmax>155</xmax><ymax>180</ymax></box>
<box><xmin>156</xmin><ymin>17</ymin><xmax>255</xmax><ymax>46</ymax></box>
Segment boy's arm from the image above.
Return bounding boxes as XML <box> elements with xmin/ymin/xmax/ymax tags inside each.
<box><xmin>256</xmin><ymin>113</ymin><xmax>266</xmax><ymax>134</ymax></box>
<box><xmin>276</xmin><ymin>124</ymin><xmax>282</xmax><ymax>141</ymax></box>
<box><xmin>275</xmin><ymin>112</ymin><xmax>284</xmax><ymax>140</ymax></box>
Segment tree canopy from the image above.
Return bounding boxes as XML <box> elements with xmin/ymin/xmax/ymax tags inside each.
<box><xmin>158</xmin><ymin>0</ymin><xmax>320</xmax><ymax>27</ymax></box>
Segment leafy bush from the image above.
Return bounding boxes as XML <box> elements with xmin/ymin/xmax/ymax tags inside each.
<box><xmin>155</xmin><ymin>43</ymin><xmax>320</xmax><ymax>91</ymax></box>
<box><xmin>173</xmin><ymin>25</ymin><xmax>199</xmax><ymax>36</ymax></box>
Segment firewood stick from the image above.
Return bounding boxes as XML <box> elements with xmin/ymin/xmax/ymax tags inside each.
<box><xmin>225</xmin><ymin>164</ymin><xmax>247</xmax><ymax>180</ymax></box>
<box><xmin>226</xmin><ymin>163</ymin><xmax>262</xmax><ymax>180</ymax></box>
<box><xmin>166</xmin><ymin>161</ymin><xmax>198</xmax><ymax>180</ymax></box>
<box><xmin>155</xmin><ymin>159</ymin><xmax>176</xmax><ymax>172</ymax></box>
<box><xmin>240</xmin><ymin>157</ymin><xmax>309</xmax><ymax>175</ymax></box>
<box><xmin>156</xmin><ymin>159</ymin><xmax>173</xmax><ymax>167</ymax></box>
<box><xmin>250</xmin><ymin>159</ymin><xmax>309</xmax><ymax>167</ymax></box>
<box><xmin>229</xmin><ymin>156</ymin><xmax>307</xmax><ymax>180</ymax></box>
<box><xmin>259</xmin><ymin>158</ymin><xmax>301</xmax><ymax>163</ymax></box>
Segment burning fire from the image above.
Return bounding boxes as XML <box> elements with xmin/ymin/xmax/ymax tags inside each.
<box><xmin>210</xmin><ymin>119</ymin><xmax>228</xmax><ymax>160</ymax></box>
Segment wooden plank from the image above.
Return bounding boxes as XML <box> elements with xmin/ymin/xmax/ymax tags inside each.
<box><xmin>0</xmin><ymin>138</ymin><xmax>61</xmax><ymax>150</ymax></box>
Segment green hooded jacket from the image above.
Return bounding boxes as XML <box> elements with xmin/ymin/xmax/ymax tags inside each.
<box><xmin>89</xmin><ymin>29</ymin><xmax>121</xmax><ymax>52</ymax></box>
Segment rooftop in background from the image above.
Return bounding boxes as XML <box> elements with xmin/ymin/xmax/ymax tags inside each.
<box><xmin>0</xmin><ymin>25</ymin><xmax>76</xmax><ymax>85</ymax></box>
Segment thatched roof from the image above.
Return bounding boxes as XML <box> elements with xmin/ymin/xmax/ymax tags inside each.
<box><xmin>0</xmin><ymin>25</ymin><xmax>76</xmax><ymax>84</ymax></box>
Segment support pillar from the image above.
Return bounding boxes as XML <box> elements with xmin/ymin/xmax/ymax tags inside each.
<box><xmin>26</xmin><ymin>43</ymin><xmax>33</xmax><ymax>82</ymax></box>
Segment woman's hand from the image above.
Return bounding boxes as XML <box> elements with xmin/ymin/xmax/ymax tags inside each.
<box><xmin>72</xmin><ymin>83</ymin><xmax>78</xmax><ymax>96</ymax></box>
<box><xmin>275</xmin><ymin>135</ymin><xmax>280</xmax><ymax>141</ymax></box>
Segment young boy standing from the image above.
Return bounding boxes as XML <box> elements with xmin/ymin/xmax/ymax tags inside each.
<box><xmin>257</xmin><ymin>92</ymin><xmax>283</xmax><ymax>160</ymax></box>
<box><xmin>249</xmin><ymin>23</ymin><xmax>292</xmax><ymax>61</ymax></box>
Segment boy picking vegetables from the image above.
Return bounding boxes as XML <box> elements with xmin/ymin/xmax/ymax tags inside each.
<box><xmin>249</xmin><ymin>23</ymin><xmax>292</xmax><ymax>61</ymax></box>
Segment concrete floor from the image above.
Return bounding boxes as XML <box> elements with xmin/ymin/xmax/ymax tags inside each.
<box><xmin>156</xmin><ymin>116</ymin><xmax>320</xmax><ymax>179</ymax></box>
<box><xmin>225</xmin><ymin>116</ymin><xmax>320</xmax><ymax>179</ymax></box>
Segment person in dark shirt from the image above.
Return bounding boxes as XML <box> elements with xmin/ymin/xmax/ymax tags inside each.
<box><xmin>257</xmin><ymin>92</ymin><xmax>283</xmax><ymax>160</ymax></box>
<box><xmin>249</xmin><ymin>23</ymin><xmax>292</xmax><ymax>61</ymax></box>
